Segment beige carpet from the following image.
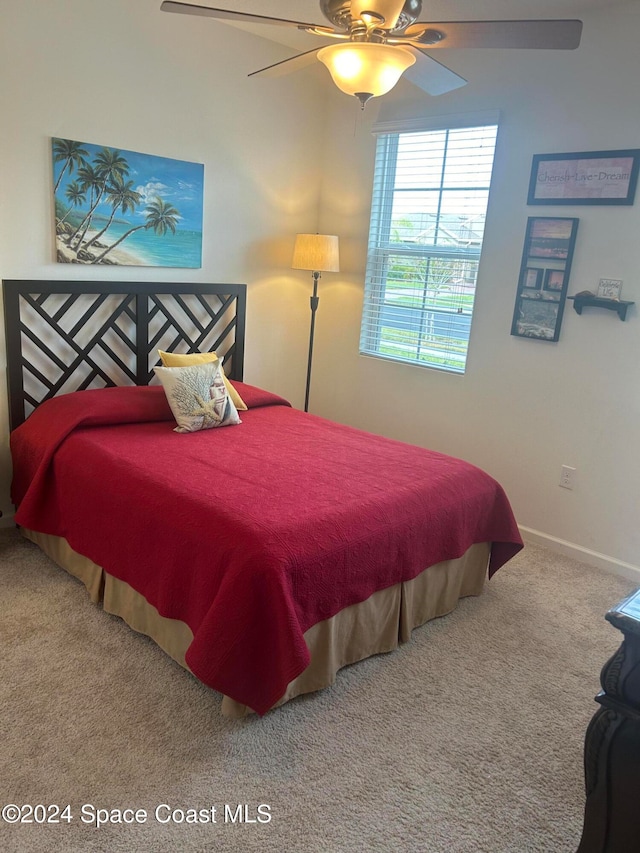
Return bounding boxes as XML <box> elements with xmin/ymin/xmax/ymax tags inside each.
<box><xmin>0</xmin><ymin>527</ymin><xmax>635</xmax><ymax>853</ymax></box>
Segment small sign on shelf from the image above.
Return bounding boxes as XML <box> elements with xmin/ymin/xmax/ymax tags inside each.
<box><xmin>597</xmin><ymin>278</ymin><xmax>623</xmax><ymax>300</ymax></box>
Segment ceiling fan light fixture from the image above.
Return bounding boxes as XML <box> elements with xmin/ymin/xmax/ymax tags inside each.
<box><xmin>317</xmin><ymin>42</ymin><xmax>416</xmax><ymax>107</ymax></box>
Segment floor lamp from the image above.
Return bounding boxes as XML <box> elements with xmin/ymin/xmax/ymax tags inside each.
<box><xmin>292</xmin><ymin>233</ymin><xmax>340</xmax><ymax>412</ymax></box>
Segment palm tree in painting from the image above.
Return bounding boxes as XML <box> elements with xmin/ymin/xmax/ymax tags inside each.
<box><xmin>68</xmin><ymin>149</ymin><xmax>130</xmax><ymax>250</ymax></box>
<box><xmin>94</xmin><ymin>147</ymin><xmax>130</xmax><ymax>186</ymax></box>
<box><xmin>65</xmin><ymin>163</ymin><xmax>102</xmax><ymax>247</ymax></box>
<box><xmin>84</xmin><ymin>176</ymin><xmax>142</xmax><ymax>250</ymax></box>
<box><xmin>52</xmin><ymin>138</ymin><xmax>89</xmax><ymax>193</ymax></box>
<box><xmin>92</xmin><ymin>197</ymin><xmax>180</xmax><ymax>264</ymax></box>
<box><xmin>57</xmin><ymin>181</ymin><xmax>87</xmax><ymax>228</ymax></box>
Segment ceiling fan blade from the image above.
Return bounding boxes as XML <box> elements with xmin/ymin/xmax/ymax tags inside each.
<box><xmin>402</xmin><ymin>19</ymin><xmax>583</xmax><ymax>50</ymax></box>
<box><xmin>160</xmin><ymin>1</ymin><xmax>323</xmax><ymax>30</ymax></box>
<box><xmin>248</xmin><ymin>49</ymin><xmax>321</xmax><ymax>80</ymax></box>
<box><xmin>403</xmin><ymin>49</ymin><xmax>467</xmax><ymax>96</ymax></box>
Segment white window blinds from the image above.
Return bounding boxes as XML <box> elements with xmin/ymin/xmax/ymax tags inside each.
<box><xmin>360</xmin><ymin>120</ymin><xmax>499</xmax><ymax>373</ymax></box>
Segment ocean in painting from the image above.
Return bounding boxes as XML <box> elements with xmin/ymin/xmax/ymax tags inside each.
<box><xmin>91</xmin><ymin>220</ymin><xmax>203</xmax><ymax>267</ymax></box>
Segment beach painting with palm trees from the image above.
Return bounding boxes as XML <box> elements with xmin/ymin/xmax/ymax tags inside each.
<box><xmin>52</xmin><ymin>138</ymin><xmax>203</xmax><ymax>267</ymax></box>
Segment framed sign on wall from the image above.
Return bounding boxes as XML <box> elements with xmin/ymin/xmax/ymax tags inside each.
<box><xmin>527</xmin><ymin>149</ymin><xmax>640</xmax><ymax>206</ymax></box>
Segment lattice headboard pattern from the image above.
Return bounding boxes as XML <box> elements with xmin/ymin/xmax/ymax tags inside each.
<box><xmin>3</xmin><ymin>281</ymin><xmax>246</xmax><ymax>430</ymax></box>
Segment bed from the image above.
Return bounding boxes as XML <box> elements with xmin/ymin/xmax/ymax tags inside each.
<box><xmin>3</xmin><ymin>279</ymin><xmax>523</xmax><ymax>717</ymax></box>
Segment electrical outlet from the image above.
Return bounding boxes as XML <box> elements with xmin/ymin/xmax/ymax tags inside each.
<box><xmin>559</xmin><ymin>465</ymin><xmax>576</xmax><ymax>490</ymax></box>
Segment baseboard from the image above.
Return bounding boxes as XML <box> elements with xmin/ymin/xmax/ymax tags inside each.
<box><xmin>519</xmin><ymin>526</ymin><xmax>640</xmax><ymax>584</ymax></box>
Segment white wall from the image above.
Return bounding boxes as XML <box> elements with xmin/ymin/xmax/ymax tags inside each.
<box><xmin>313</xmin><ymin>2</ymin><xmax>640</xmax><ymax>577</ymax></box>
<box><xmin>0</xmin><ymin>0</ymin><xmax>329</xmax><ymax>514</ymax></box>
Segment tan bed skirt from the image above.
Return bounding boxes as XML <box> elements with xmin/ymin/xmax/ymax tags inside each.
<box><xmin>22</xmin><ymin>528</ymin><xmax>490</xmax><ymax>717</ymax></box>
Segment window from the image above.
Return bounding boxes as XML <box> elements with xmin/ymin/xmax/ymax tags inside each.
<box><xmin>360</xmin><ymin>119</ymin><xmax>499</xmax><ymax>373</ymax></box>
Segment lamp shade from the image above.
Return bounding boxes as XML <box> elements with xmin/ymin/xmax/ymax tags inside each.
<box><xmin>317</xmin><ymin>43</ymin><xmax>416</xmax><ymax>104</ymax></box>
<box><xmin>292</xmin><ymin>234</ymin><xmax>340</xmax><ymax>273</ymax></box>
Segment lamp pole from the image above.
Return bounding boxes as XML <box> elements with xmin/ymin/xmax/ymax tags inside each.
<box><xmin>291</xmin><ymin>233</ymin><xmax>339</xmax><ymax>414</ymax></box>
<box><xmin>304</xmin><ymin>270</ymin><xmax>321</xmax><ymax>413</ymax></box>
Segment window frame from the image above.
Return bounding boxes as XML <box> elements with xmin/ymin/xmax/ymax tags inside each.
<box><xmin>360</xmin><ymin>114</ymin><xmax>499</xmax><ymax>374</ymax></box>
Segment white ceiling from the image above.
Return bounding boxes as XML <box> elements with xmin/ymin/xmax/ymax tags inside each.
<box><xmin>164</xmin><ymin>0</ymin><xmax>631</xmax><ymax>52</ymax></box>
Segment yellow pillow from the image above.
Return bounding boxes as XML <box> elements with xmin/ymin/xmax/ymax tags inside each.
<box><xmin>157</xmin><ymin>350</ymin><xmax>248</xmax><ymax>411</ymax></box>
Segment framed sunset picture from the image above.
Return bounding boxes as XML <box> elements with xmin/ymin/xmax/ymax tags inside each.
<box><xmin>52</xmin><ymin>138</ymin><xmax>204</xmax><ymax>267</ymax></box>
<box><xmin>527</xmin><ymin>217</ymin><xmax>578</xmax><ymax>261</ymax></box>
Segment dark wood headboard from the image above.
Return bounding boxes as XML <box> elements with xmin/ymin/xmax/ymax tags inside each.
<box><xmin>3</xmin><ymin>280</ymin><xmax>246</xmax><ymax>430</ymax></box>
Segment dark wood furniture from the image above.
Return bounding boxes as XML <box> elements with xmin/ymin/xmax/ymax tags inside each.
<box><xmin>577</xmin><ymin>587</ymin><xmax>640</xmax><ymax>852</ymax></box>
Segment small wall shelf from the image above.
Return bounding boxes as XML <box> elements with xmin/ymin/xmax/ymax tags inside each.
<box><xmin>568</xmin><ymin>294</ymin><xmax>634</xmax><ymax>321</ymax></box>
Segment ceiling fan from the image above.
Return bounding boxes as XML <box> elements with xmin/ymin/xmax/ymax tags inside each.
<box><xmin>160</xmin><ymin>1</ymin><xmax>583</xmax><ymax>107</ymax></box>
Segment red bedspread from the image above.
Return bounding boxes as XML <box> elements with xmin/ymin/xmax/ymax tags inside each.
<box><xmin>11</xmin><ymin>384</ymin><xmax>522</xmax><ymax>714</ymax></box>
